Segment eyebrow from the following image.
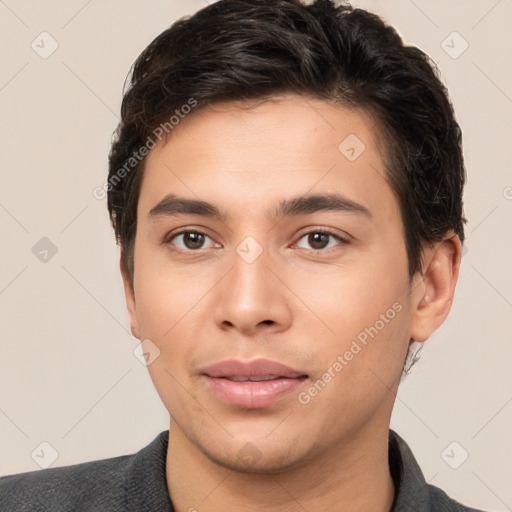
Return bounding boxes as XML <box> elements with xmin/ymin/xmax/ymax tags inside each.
<box><xmin>148</xmin><ymin>192</ymin><xmax>372</xmax><ymax>221</ymax></box>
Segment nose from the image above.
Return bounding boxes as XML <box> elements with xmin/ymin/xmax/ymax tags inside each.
<box><xmin>213</xmin><ymin>246</ymin><xmax>293</xmax><ymax>337</ymax></box>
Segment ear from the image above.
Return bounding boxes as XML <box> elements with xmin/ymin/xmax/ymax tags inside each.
<box><xmin>410</xmin><ymin>232</ymin><xmax>462</xmax><ymax>343</ymax></box>
<box><xmin>120</xmin><ymin>255</ymin><xmax>141</xmax><ymax>340</ymax></box>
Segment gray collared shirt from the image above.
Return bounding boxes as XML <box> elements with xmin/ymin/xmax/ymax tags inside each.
<box><xmin>388</xmin><ymin>430</ymin><xmax>484</xmax><ymax>511</ymax></box>
<box><xmin>0</xmin><ymin>429</ymin><xmax>486</xmax><ymax>511</ymax></box>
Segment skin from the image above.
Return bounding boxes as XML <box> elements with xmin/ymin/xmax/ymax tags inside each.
<box><xmin>121</xmin><ymin>93</ymin><xmax>461</xmax><ymax>512</ymax></box>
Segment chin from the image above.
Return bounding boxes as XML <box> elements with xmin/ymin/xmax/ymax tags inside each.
<box><xmin>197</xmin><ymin>436</ymin><xmax>317</xmax><ymax>475</ymax></box>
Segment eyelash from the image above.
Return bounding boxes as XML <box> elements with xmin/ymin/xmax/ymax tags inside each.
<box><xmin>165</xmin><ymin>228</ymin><xmax>350</xmax><ymax>253</ymax></box>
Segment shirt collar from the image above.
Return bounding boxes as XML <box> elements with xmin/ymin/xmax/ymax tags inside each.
<box><xmin>125</xmin><ymin>430</ymin><xmax>173</xmax><ymax>511</ymax></box>
<box><xmin>389</xmin><ymin>429</ymin><xmax>431</xmax><ymax>511</ymax></box>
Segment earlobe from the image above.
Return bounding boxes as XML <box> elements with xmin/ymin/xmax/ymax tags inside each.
<box><xmin>410</xmin><ymin>233</ymin><xmax>462</xmax><ymax>343</ymax></box>
<box><xmin>120</xmin><ymin>256</ymin><xmax>141</xmax><ymax>340</ymax></box>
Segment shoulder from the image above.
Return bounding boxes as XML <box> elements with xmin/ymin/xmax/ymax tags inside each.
<box><xmin>389</xmin><ymin>430</ymin><xmax>487</xmax><ymax>512</ymax></box>
<box><xmin>0</xmin><ymin>452</ymin><xmax>133</xmax><ymax>511</ymax></box>
<box><xmin>427</xmin><ymin>484</ymin><xmax>486</xmax><ymax>512</ymax></box>
<box><xmin>0</xmin><ymin>430</ymin><xmax>171</xmax><ymax>512</ymax></box>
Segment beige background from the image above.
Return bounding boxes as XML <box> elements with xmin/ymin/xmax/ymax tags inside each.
<box><xmin>0</xmin><ymin>1</ymin><xmax>511</xmax><ymax>510</ymax></box>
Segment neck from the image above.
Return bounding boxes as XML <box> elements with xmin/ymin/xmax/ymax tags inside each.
<box><xmin>166</xmin><ymin>420</ymin><xmax>395</xmax><ymax>512</ymax></box>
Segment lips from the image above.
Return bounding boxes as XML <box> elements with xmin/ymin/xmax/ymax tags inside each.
<box><xmin>200</xmin><ymin>358</ymin><xmax>308</xmax><ymax>408</ymax></box>
<box><xmin>202</xmin><ymin>359</ymin><xmax>306</xmax><ymax>379</ymax></box>
<box><xmin>223</xmin><ymin>375</ymin><xmax>283</xmax><ymax>382</ymax></box>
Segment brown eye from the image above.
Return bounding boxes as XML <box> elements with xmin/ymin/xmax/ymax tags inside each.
<box><xmin>182</xmin><ymin>232</ymin><xmax>205</xmax><ymax>249</ymax></box>
<box><xmin>307</xmin><ymin>232</ymin><xmax>330</xmax><ymax>250</ymax></box>
<box><xmin>295</xmin><ymin>230</ymin><xmax>349</xmax><ymax>251</ymax></box>
<box><xmin>167</xmin><ymin>230</ymin><xmax>218</xmax><ymax>251</ymax></box>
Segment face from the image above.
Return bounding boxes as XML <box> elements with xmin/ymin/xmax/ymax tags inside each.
<box><xmin>123</xmin><ymin>93</ymin><xmax>429</xmax><ymax>473</ymax></box>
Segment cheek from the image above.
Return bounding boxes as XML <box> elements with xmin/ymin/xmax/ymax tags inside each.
<box><xmin>132</xmin><ymin>244</ymin><xmax>223</xmax><ymax>389</ymax></box>
<box><xmin>133</xmin><ymin>237</ymin><xmax>204</xmax><ymax>337</ymax></box>
<box><xmin>132</xmin><ymin>260</ymin><xmax>204</xmax><ymax>410</ymax></box>
<box><xmin>296</xmin><ymin>273</ymin><xmax>412</xmax><ymax>431</ymax></box>
<box><xmin>295</xmin><ymin>255</ymin><xmax>407</xmax><ymax>332</ymax></box>
<box><xmin>292</xmin><ymin>245</ymin><xmax>412</xmax><ymax>380</ymax></box>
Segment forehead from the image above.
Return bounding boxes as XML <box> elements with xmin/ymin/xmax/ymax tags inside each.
<box><xmin>137</xmin><ymin>94</ymin><xmax>396</xmax><ymax>223</ymax></box>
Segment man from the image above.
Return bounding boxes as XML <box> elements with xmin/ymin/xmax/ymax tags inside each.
<box><xmin>0</xmin><ymin>0</ymin><xmax>485</xmax><ymax>510</ymax></box>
